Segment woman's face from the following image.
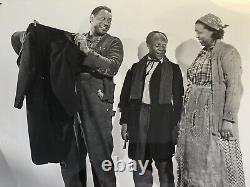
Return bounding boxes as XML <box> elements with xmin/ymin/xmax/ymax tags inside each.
<box><xmin>195</xmin><ymin>23</ymin><xmax>213</xmax><ymax>46</ymax></box>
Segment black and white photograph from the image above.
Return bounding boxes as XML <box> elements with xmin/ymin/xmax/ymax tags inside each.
<box><xmin>0</xmin><ymin>0</ymin><xmax>249</xmax><ymax>186</ymax></box>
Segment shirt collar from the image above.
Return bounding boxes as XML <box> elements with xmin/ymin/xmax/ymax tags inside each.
<box><xmin>148</xmin><ymin>56</ymin><xmax>163</xmax><ymax>63</ymax></box>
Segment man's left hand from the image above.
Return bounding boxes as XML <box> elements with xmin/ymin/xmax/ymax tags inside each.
<box><xmin>75</xmin><ymin>35</ymin><xmax>90</xmax><ymax>55</ymax></box>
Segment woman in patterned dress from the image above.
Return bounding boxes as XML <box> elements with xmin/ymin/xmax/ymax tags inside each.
<box><xmin>176</xmin><ymin>13</ymin><xmax>245</xmax><ymax>187</ymax></box>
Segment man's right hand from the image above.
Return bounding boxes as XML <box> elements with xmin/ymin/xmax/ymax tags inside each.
<box><xmin>121</xmin><ymin>123</ymin><xmax>129</xmax><ymax>141</ymax></box>
<box><xmin>74</xmin><ymin>34</ymin><xmax>90</xmax><ymax>55</ymax></box>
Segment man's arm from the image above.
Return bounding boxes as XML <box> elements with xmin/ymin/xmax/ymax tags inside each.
<box><xmin>172</xmin><ymin>64</ymin><xmax>184</xmax><ymax>125</ymax></box>
<box><xmin>78</xmin><ymin>35</ymin><xmax>124</xmax><ymax>77</ymax></box>
<box><xmin>118</xmin><ymin>68</ymin><xmax>133</xmax><ymax>125</ymax></box>
<box><xmin>118</xmin><ymin>68</ymin><xmax>133</xmax><ymax>141</ymax></box>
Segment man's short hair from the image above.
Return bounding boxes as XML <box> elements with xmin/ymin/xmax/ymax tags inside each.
<box><xmin>146</xmin><ymin>31</ymin><xmax>168</xmax><ymax>44</ymax></box>
<box><xmin>91</xmin><ymin>6</ymin><xmax>112</xmax><ymax>16</ymax></box>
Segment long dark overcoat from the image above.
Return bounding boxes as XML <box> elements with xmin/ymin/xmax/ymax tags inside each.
<box><xmin>119</xmin><ymin>54</ymin><xmax>184</xmax><ymax>160</ymax></box>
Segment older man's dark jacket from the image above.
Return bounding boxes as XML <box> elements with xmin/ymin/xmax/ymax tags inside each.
<box><xmin>13</xmin><ymin>23</ymin><xmax>83</xmax><ymax>165</ymax></box>
<box><xmin>118</xmin><ymin>54</ymin><xmax>184</xmax><ymax>160</ymax></box>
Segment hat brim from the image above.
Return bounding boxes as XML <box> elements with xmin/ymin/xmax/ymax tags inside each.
<box><xmin>11</xmin><ymin>31</ymin><xmax>25</xmax><ymax>55</ymax></box>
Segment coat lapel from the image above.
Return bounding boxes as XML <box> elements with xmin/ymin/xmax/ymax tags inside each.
<box><xmin>159</xmin><ymin>56</ymin><xmax>173</xmax><ymax>104</ymax></box>
<box><xmin>129</xmin><ymin>55</ymin><xmax>148</xmax><ymax>100</ymax></box>
<box><xmin>130</xmin><ymin>55</ymin><xmax>173</xmax><ymax>104</ymax></box>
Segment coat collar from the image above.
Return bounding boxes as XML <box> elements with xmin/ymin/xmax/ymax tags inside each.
<box><xmin>211</xmin><ymin>39</ymin><xmax>224</xmax><ymax>57</ymax></box>
<box><xmin>140</xmin><ymin>54</ymin><xmax>170</xmax><ymax>64</ymax></box>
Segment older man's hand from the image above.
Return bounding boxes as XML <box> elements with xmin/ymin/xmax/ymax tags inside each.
<box><xmin>121</xmin><ymin>123</ymin><xmax>129</xmax><ymax>141</ymax></box>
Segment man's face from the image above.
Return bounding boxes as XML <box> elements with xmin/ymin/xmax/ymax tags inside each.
<box><xmin>90</xmin><ymin>9</ymin><xmax>112</xmax><ymax>35</ymax></box>
<box><xmin>147</xmin><ymin>33</ymin><xmax>167</xmax><ymax>60</ymax></box>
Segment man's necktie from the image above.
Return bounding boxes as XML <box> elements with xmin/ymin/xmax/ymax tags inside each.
<box><xmin>146</xmin><ymin>59</ymin><xmax>159</xmax><ymax>75</ymax></box>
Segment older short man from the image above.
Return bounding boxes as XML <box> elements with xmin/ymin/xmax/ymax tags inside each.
<box><xmin>119</xmin><ymin>31</ymin><xmax>183</xmax><ymax>187</ymax></box>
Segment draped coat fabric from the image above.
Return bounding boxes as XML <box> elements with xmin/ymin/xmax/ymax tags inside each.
<box><xmin>14</xmin><ymin>23</ymin><xmax>83</xmax><ymax>164</ymax></box>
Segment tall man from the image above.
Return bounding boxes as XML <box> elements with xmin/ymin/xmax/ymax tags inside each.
<box><xmin>118</xmin><ymin>31</ymin><xmax>183</xmax><ymax>187</ymax></box>
<box><xmin>61</xmin><ymin>6</ymin><xmax>123</xmax><ymax>187</ymax></box>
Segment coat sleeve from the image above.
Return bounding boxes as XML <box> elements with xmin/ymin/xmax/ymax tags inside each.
<box><xmin>118</xmin><ymin>68</ymin><xmax>133</xmax><ymax>125</ymax></box>
<box><xmin>14</xmin><ymin>32</ymin><xmax>37</xmax><ymax>109</ymax></box>
<box><xmin>82</xmin><ymin>37</ymin><xmax>124</xmax><ymax>77</ymax></box>
<box><xmin>172</xmin><ymin>64</ymin><xmax>184</xmax><ymax>125</ymax></box>
<box><xmin>221</xmin><ymin>46</ymin><xmax>243</xmax><ymax>123</ymax></box>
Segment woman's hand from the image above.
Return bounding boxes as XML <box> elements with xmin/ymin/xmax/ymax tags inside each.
<box><xmin>220</xmin><ymin>120</ymin><xmax>234</xmax><ymax>140</ymax></box>
<box><xmin>121</xmin><ymin>123</ymin><xmax>129</xmax><ymax>141</ymax></box>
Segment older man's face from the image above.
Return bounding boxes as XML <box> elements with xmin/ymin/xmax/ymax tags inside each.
<box><xmin>90</xmin><ymin>9</ymin><xmax>112</xmax><ymax>35</ymax></box>
<box><xmin>147</xmin><ymin>33</ymin><xmax>167</xmax><ymax>60</ymax></box>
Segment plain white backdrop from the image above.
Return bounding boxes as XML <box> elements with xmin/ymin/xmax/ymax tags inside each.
<box><xmin>0</xmin><ymin>0</ymin><xmax>250</xmax><ymax>186</ymax></box>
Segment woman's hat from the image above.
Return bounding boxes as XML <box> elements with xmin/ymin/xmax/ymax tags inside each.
<box><xmin>197</xmin><ymin>13</ymin><xmax>228</xmax><ymax>31</ymax></box>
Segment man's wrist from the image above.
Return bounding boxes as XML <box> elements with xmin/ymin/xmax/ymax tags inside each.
<box><xmin>85</xmin><ymin>48</ymin><xmax>91</xmax><ymax>55</ymax></box>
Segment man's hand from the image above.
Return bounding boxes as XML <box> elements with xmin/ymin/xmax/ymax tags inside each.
<box><xmin>75</xmin><ymin>35</ymin><xmax>90</xmax><ymax>55</ymax></box>
<box><xmin>121</xmin><ymin>123</ymin><xmax>129</xmax><ymax>141</ymax></box>
<box><xmin>220</xmin><ymin>120</ymin><xmax>234</xmax><ymax>140</ymax></box>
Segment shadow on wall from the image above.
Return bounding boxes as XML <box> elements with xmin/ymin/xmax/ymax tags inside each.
<box><xmin>175</xmin><ymin>39</ymin><xmax>201</xmax><ymax>89</ymax></box>
<box><xmin>137</xmin><ymin>41</ymin><xmax>149</xmax><ymax>60</ymax></box>
<box><xmin>0</xmin><ymin>149</ymin><xmax>19</xmax><ymax>187</ymax></box>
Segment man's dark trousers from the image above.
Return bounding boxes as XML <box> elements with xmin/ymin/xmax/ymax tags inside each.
<box><xmin>133</xmin><ymin>104</ymin><xmax>175</xmax><ymax>187</ymax></box>
<box><xmin>61</xmin><ymin>73</ymin><xmax>116</xmax><ymax>187</ymax></box>
<box><xmin>133</xmin><ymin>159</ymin><xmax>174</xmax><ymax>187</ymax></box>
